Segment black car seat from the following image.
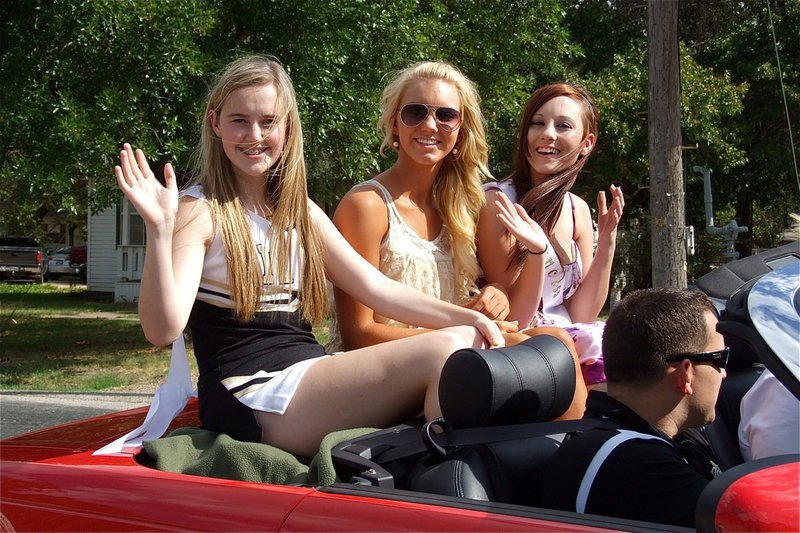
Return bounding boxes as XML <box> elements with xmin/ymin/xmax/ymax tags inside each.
<box><xmin>694</xmin><ymin>242</ymin><xmax>799</xmax><ymax>301</ymax></box>
<box><xmin>702</xmin><ymin>277</ymin><xmax>763</xmax><ymax>470</ymax></box>
<box><xmin>406</xmin><ymin>335</ymin><xmax>577</xmax><ymax>505</ymax></box>
<box><xmin>695</xmin><ymin>243</ymin><xmax>799</xmax><ymax>470</ymax></box>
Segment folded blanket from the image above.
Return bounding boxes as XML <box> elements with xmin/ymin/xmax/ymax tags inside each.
<box><xmin>142</xmin><ymin>426</ymin><xmax>377</xmax><ymax>487</ymax></box>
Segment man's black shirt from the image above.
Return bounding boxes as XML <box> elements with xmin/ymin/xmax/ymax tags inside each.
<box><xmin>540</xmin><ymin>391</ymin><xmax>718</xmax><ymax>527</ymax></box>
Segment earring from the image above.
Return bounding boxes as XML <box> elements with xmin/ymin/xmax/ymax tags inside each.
<box><xmin>392</xmin><ymin>141</ymin><xmax>399</xmax><ymax>149</ymax></box>
<box><xmin>452</xmin><ymin>147</ymin><xmax>459</xmax><ymax>155</ymax></box>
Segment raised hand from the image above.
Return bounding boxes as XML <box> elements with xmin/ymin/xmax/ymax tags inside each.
<box><xmin>115</xmin><ymin>143</ymin><xmax>178</xmax><ymax>231</ymax></box>
<box><xmin>494</xmin><ymin>191</ymin><xmax>548</xmax><ymax>255</ymax></box>
<box><xmin>596</xmin><ymin>184</ymin><xmax>624</xmax><ymax>245</ymax></box>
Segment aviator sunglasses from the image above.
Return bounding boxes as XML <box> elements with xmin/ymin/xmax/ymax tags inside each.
<box><xmin>665</xmin><ymin>346</ymin><xmax>730</xmax><ymax>370</ymax></box>
<box><xmin>400</xmin><ymin>103</ymin><xmax>462</xmax><ymax>132</ymax></box>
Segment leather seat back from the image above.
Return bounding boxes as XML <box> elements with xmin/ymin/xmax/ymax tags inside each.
<box><xmin>407</xmin><ymin>335</ymin><xmax>576</xmax><ymax>503</ymax></box>
<box><xmin>407</xmin><ymin>435</ymin><xmax>564</xmax><ymax>505</ymax></box>
<box><xmin>705</xmin><ymin>365</ymin><xmax>764</xmax><ymax>470</ymax></box>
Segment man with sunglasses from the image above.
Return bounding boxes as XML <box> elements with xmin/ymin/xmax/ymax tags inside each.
<box><xmin>541</xmin><ymin>288</ymin><xmax>726</xmax><ymax>527</ymax></box>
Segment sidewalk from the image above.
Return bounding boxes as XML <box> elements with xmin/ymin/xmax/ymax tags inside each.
<box><xmin>0</xmin><ymin>390</ymin><xmax>152</xmax><ymax>409</ymax></box>
<box><xmin>0</xmin><ymin>390</ymin><xmax>153</xmax><ymax>439</ymax></box>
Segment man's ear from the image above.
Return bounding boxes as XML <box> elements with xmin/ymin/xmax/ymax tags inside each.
<box><xmin>675</xmin><ymin>360</ymin><xmax>694</xmax><ymax>396</ymax></box>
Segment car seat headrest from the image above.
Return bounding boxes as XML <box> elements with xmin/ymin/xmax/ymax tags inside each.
<box><xmin>719</xmin><ymin>278</ymin><xmax>763</xmax><ymax>370</ymax></box>
<box><xmin>438</xmin><ymin>335</ymin><xmax>576</xmax><ymax>429</ymax></box>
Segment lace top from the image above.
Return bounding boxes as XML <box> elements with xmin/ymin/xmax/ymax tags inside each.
<box><xmin>327</xmin><ymin>179</ymin><xmax>463</xmax><ymax>351</ymax></box>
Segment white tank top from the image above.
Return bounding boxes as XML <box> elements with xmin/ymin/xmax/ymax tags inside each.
<box><xmin>483</xmin><ymin>180</ymin><xmax>583</xmax><ymax>326</ymax></box>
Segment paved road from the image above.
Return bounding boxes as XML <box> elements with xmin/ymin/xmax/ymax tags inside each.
<box><xmin>0</xmin><ymin>391</ymin><xmax>152</xmax><ymax>439</ymax></box>
<box><xmin>2</xmin><ymin>282</ymin><xmax>149</xmax><ymax>439</ymax></box>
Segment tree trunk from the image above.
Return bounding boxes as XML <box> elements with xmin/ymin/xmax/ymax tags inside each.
<box><xmin>736</xmin><ymin>189</ymin><xmax>753</xmax><ymax>256</ymax></box>
<box><xmin>648</xmin><ymin>0</ymin><xmax>687</xmax><ymax>288</ymax></box>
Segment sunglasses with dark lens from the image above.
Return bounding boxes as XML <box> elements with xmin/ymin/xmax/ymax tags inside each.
<box><xmin>399</xmin><ymin>103</ymin><xmax>462</xmax><ymax>132</ymax></box>
<box><xmin>665</xmin><ymin>347</ymin><xmax>730</xmax><ymax>370</ymax></box>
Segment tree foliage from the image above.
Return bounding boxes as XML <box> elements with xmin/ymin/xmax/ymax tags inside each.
<box><xmin>684</xmin><ymin>0</ymin><xmax>799</xmax><ymax>255</ymax></box>
<box><xmin>565</xmin><ymin>0</ymin><xmax>797</xmax><ymax>284</ymax></box>
<box><xmin>1</xmin><ymin>0</ymin><xmax>797</xmax><ymax>290</ymax></box>
<box><xmin>1</xmin><ymin>0</ymin><xmax>216</xmax><ymax>238</ymax></box>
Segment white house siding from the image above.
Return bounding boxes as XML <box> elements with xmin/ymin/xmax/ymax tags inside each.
<box><xmin>86</xmin><ymin>206</ymin><xmax>118</xmax><ymax>293</ymax></box>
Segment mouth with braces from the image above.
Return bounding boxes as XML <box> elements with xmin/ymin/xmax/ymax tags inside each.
<box><xmin>240</xmin><ymin>145</ymin><xmax>270</xmax><ymax>156</ymax></box>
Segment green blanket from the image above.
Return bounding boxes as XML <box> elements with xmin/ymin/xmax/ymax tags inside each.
<box><xmin>142</xmin><ymin>426</ymin><xmax>377</xmax><ymax>486</ymax></box>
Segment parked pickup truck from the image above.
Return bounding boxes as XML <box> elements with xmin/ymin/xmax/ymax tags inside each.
<box><xmin>0</xmin><ymin>237</ymin><xmax>45</xmax><ymax>283</ymax></box>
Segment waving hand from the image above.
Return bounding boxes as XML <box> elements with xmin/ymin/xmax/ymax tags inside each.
<box><xmin>115</xmin><ymin>143</ymin><xmax>178</xmax><ymax>231</ymax></box>
<box><xmin>596</xmin><ymin>184</ymin><xmax>624</xmax><ymax>246</ymax></box>
<box><xmin>494</xmin><ymin>191</ymin><xmax>549</xmax><ymax>255</ymax></box>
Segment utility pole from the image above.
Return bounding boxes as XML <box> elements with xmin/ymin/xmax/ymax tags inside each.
<box><xmin>648</xmin><ymin>0</ymin><xmax>687</xmax><ymax>288</ymax></box>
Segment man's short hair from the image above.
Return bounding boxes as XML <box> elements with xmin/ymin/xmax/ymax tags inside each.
<box><xmin>602</xmin><ymin>288</ymin><xmax>715</xmax><ymax>386</ymax></box>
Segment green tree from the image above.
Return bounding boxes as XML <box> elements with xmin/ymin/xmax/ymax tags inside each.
<box><xmin>684</xmin><ymin>0</ymin><xmax>799</xmax><ymax>255</ymax></box>
<box><xmin>4</xmin><ymin>0</ymin><xmax>793</xmax><ymax>295</ymax></box>
<box><xmin>564</xmin><ymin>0</ymin><xmax>789</xmax><ymax>288</ymax></box>
<box><xmin>213</xmin><ymin>0</ymin><xmax>579</xmax><ymax>208</ymax></box>
<box><xmin>1</xmin><ymin>0</ymin><xmax>216</xmax><ymax>238</ymax></box>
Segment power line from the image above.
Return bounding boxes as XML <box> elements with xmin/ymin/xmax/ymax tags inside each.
<box><xmin>766</xmin><ymin>0</ymin><xmax>800</xmax><ymax>194</ymax></box>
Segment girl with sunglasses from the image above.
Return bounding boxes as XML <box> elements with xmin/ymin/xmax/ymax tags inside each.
<box><xmin>327</xmin><ymin>61</ymin><xmax>509</xmax><ymax>352</ymax></box>
<box><xmin>115</xmin><ymin>55</ymin><xmax>504</xmax><ymax>458</ymax></box>
<box><xmin>477</xmin><ymin>83</ymin><xmax>625</xmax><ymax>390</ymax></box>
<box><xmin>328</xmin><ymin>62</ymin><xmax>587</xmax><ymax>419</ymax></box>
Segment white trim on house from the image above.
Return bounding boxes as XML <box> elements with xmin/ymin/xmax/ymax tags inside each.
<box><xmin>86</xmin><ymin>205</ymin><xmax>119</xmax><ymax>294</ymax></box>
<box><xmin>86</xmin><ymin>198</ymin><xmax>145</xmax><ymax>301</ymax></box>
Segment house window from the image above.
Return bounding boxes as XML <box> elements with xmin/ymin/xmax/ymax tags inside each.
<box><xmin>129</xmin><ymin>213</ymin><xmax>145</xmax><ymax>246</ymax></box>
<box><xmin>117</xmin><ymin>198</ymin><xmax>147</xmax><ymax>246</ymax></box>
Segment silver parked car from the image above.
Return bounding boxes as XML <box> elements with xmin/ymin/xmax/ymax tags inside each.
<box><xmin>45</xmin><ymin>246</ymin><xmax>87</xmax><ymax>282</ymax></box>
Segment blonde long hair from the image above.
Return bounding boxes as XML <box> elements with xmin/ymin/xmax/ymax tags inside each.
<box><xmin>190</xmin><ymin>55</ymin><xmax>327</xmax><ymax>323</ymax></box>
<box><xmin>378</xmin><ymin>61</ymin><xmax>491</xmax><ymax>300</ymax></box>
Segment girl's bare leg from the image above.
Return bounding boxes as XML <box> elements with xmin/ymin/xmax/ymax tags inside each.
<box><xmin>510</xmin><ymin>326</ymin><xmax>588</xmax><ymax>421</ymax></box>
<box><xmin>256</xmin><ymin>326</ymin><xmax>482</xmax><ymax>457</ymax></box>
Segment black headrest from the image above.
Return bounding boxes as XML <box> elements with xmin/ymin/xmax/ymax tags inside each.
<box><xmin>717</xmin><ymin>279</ymin><xmax>761</xmax><ymax>370</ymax></box>
<box><xmin>438</xmin><ymin>335</ymin><xmax>576</xmax><ymax>429</ymax></box>
<box><xmin>694</xmin><ymin>241</ymin><xmax>800</xmax><ymax>299</ymax></box>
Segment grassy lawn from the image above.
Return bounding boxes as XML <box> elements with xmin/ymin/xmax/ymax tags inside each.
<box><xmin>1</xmin><ymin>283</ymin><xmax>183</xmax><ymax>392</ymax></box>
<box><xmin>1</xmin><ymin>283</ymin><xmax>330</xmax><ymax>393</ymax></box>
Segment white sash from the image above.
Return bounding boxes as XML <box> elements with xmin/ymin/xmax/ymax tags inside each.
<box><xmin>93</xmin><ymin>335</ymin><xmax>196</xmax><ymax>456</ymax></box>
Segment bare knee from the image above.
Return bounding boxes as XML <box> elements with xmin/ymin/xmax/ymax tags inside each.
<box><xmin>522</xmin><ymin>326</ymin><xmax>576</xmax><ymax>353</ymax></box>
<box><xmin>438</xmin><ymin>325</ymin><xmax>483</xmax><ymax>350</ymax></box>
<box><xmin>503</xmin><ymin>331</ymin><xmax>530</xmax><ymax>346</ymax></box>
<box><xmin>427</xmin><ymin>327</ymin><xmax>473</xmax><ymax>361</ymax></box>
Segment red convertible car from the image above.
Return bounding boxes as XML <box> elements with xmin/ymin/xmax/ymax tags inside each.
<box><xmin>2</xmin><ymin>244</ymin><xmax>798</xmax><ymax>532</ymax></box>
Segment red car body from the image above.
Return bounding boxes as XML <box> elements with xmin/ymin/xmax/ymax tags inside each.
<box><xmin>2</xmin><ymin>396</ymin><xmax>797</xmax><ymax>532</ymax></box>
<box><xmin>714</xmin><ymin>463</ymin><xmax>799</xmax><ymax>531</ymax></box>
<box><xmin>1</xmin><ymin>401</ymin><xmax>632</xmax><ymax>533</ymax></box>
<box><xmin>2</xmin><ymin>245</ymin><xmax>798</xmax><ymax>532</ymax></box>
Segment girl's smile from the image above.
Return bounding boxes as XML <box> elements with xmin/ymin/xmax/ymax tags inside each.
<box><xmin>526</xmin><ymin>95</ymin><xmax>594</xmax><ymax>182</ymax></box>
<box><xmin>211</xmin><ymin>84</ymin><xmax>287</xmax><ymax>183</ymax></box>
